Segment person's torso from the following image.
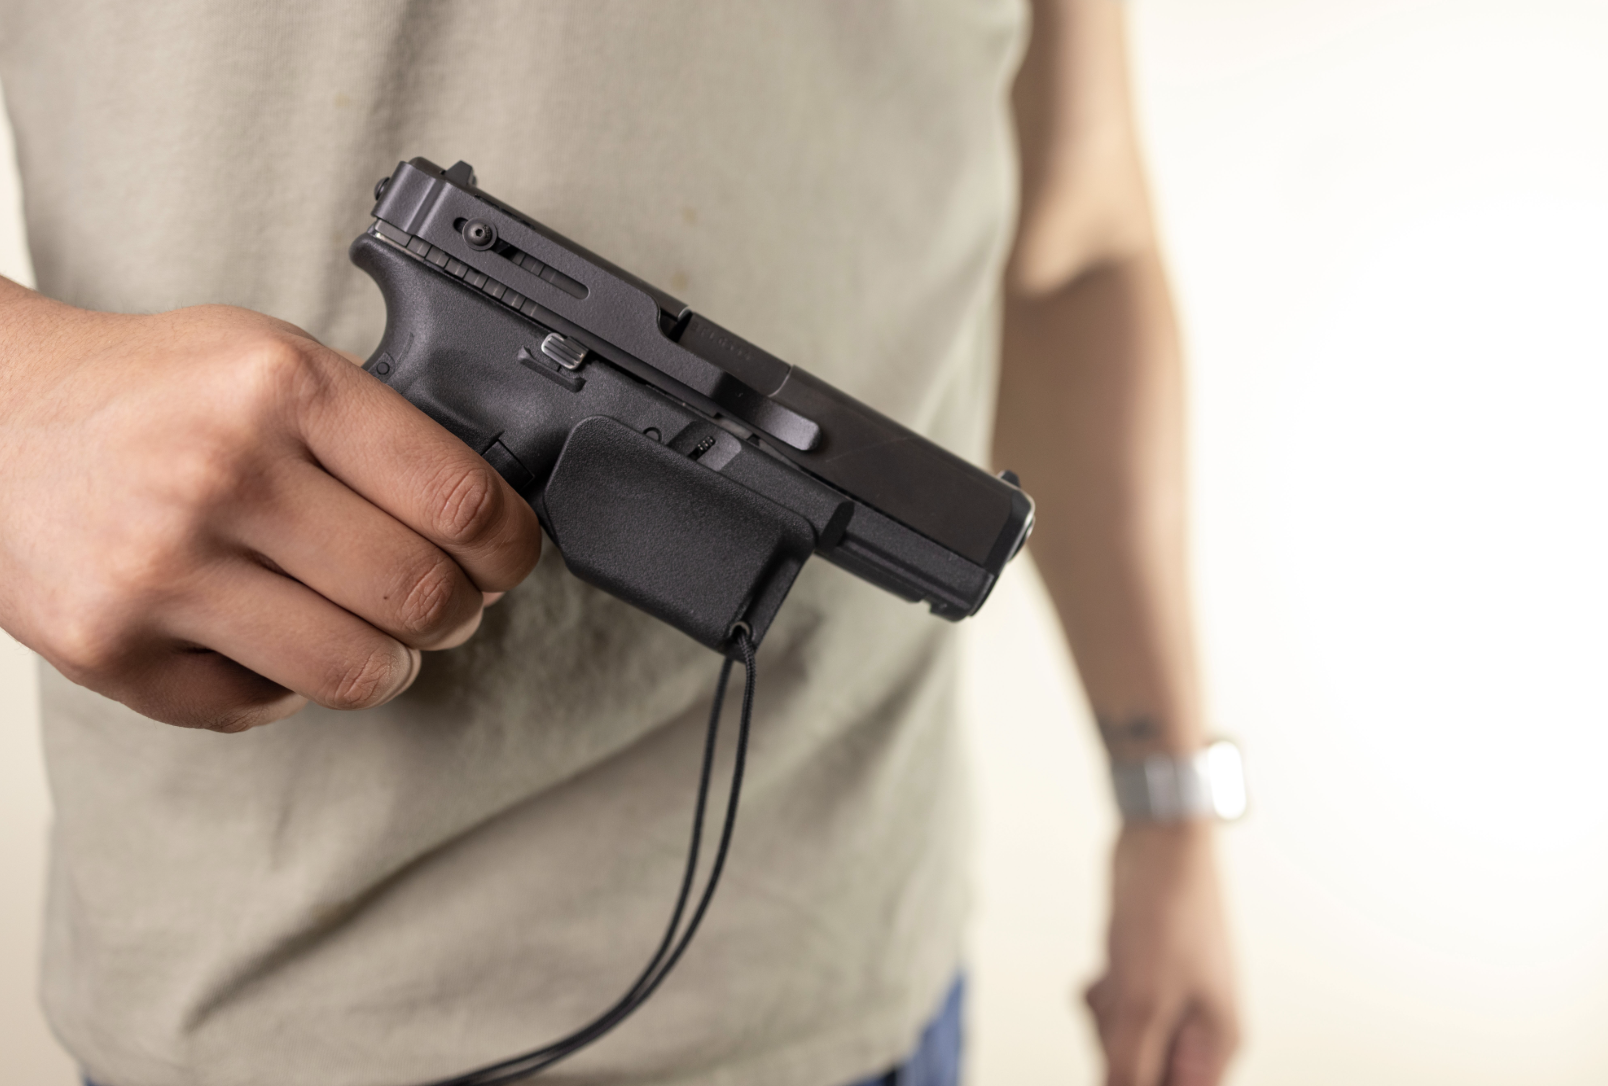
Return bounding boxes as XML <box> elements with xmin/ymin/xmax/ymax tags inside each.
<box><xmin>0</xmin><ymin>3</ymin><xmax>1026</xmax><ymax>1083</ymax></box>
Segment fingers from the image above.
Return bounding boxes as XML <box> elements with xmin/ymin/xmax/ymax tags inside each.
<box><xmin>170</xmin><ymin>560</ymin><xmax>421</xmax><ymax>715</ymax></box>
<box><xmin>119</xmin><ymin>648</ymin><xmax>309</xmax><ymax>733</ymax></box>
<box><xmin>55</xmin><ymin>555</ymin><xmax>422</xmax><ymax>732</ymax></box>
<box><xmin>0</xmin><ymin>303</ymin><xmax>522</xmax><ymax>735</ymax></box>
<box><xmin>1086</xmin><ymin>979</ymin><xmax>1236</xmax><ymax>1086</ymax></box>
<box><xmin>1167</xmin><ymin>1011</ymin><xmax>1235</xmax><ymax>1086</ymax></box>
<box><xmin>288</xmin><ymin>344</ymin><xmax>542</xmax><ymax>591</ymax></box>
<box><xmin>1087</xmin><ymin>977</ymin><xmax>1177</xmax><ymax>1086</ymax></box>
<box><xmin>242</xmin><ymin>459</ymin><xmax>486</xmax><ymax>650</ymax></box>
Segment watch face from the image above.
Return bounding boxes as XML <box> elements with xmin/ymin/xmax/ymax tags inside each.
<box><xmin>1205</xmin><ymin>740</ymin><xmax>1249</xmax><ymax>821</ymax></box>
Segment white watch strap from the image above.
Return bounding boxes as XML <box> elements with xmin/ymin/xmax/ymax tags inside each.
<box><xmin>1111</xmin><ymin>740</ymin><xmax>1247</xmax><ymax>823</ymax></box>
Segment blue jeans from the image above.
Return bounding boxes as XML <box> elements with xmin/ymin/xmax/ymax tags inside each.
<box><xmin>87</xmin><ymin>975</ymin><xmax>965</xmax><ymax>1086</ymax></box>
<box><xmin>847</xmin><ymin>975</ymin><xmax>966</xmax><ymax>1086</ymax></box>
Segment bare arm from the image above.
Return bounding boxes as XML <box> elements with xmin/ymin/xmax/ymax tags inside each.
<box><xmin>998</xmin><ymin>2</ymin><xmax>1238</xmax><ymax>1083</ymax></box>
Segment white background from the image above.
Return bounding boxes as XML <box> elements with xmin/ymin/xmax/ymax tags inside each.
<box><xmin>3</xmin><ymin>1</ymin><xmax>1607</xmax><ymax>1082</ymax></box>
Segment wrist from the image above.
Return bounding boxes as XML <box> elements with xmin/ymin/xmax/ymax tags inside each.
<box><xmin>1118</xmin><ymin>818</ymin><xmax>1214</xmax><ymax>845</ymax></box>
<box><xmin>0</xmin><ymin>287</ymin><xmax>100</xmax><ymax>391</ymax></box>
<box><xmin>1108</xmin><ymin>820</ymin><xmax>1222</xmax><ymax>905</ymax></box>
<box><xmin>1109</xmin><ymin>739</ymin><xmax>1247</xmax><ymax>824</ymax></box>
<box><xmin>1094</xmin><ymin>705</ymin><xmax>1208</xmax><ymax>761</ymax></box>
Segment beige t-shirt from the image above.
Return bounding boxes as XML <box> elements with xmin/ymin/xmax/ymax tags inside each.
<box><xmin>0</xmin><ymin>3</ymin><xmax>1027</xmax><ymax>1084</ymax></box>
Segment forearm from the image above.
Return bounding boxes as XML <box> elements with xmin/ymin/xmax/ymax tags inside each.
<box><xmin>1003</xmin><ymin>6</ymin><xmax>1240</xmax><ymax>1078</ymax></box>
<box><xmin>994</xmin><ymin>247</ymin><xmax>1203</xmax><ymax>760</ymax></box>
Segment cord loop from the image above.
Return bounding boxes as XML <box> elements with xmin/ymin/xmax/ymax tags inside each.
<box><xmin>427</xmin><ymin>629</ymin><xmax>757</xmax><ymax>1085</ymax></box>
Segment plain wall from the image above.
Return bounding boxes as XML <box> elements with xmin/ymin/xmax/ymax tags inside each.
<box><xmin>4</xmin><ymin>1</ymin><xmax>1607</xmax><ymax>1082</ymax></box>
<box><xmin>1122</xmin><ymin>1</ymin><xmax>1608</xmax><ymax>1083</ymax></box>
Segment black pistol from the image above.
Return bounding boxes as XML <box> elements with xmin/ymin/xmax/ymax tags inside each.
<box><xmin>353</xmin><ymin>158</ymin><xmax>1034</xmax><ymax>655</ymax></box>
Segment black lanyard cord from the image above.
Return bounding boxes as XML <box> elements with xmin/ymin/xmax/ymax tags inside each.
<box><xmin>426</xmin><ymin>628</ymin><xmax>758</xmax><ymax>1086</ymax></box>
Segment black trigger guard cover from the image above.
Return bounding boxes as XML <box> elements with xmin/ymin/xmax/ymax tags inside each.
<box><xmin>538</xmin><ymin>416</ymin><xmax>813</xmax><ymax>657</ymax></box>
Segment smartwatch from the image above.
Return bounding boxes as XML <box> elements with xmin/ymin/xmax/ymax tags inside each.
<box><xmin>1110</xmin><ymin>739</ymin><xmax>1247</xmax><ymax>823</ymax></box>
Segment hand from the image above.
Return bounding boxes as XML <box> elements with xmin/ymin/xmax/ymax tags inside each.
<box><xmin>1085</xmin><ymin>822</ymin><xmax>1240</xmax><ymax>1086</ymax></box>
<box><xmin>0</xmin><ymin>285</ymin><xmax>542</xmax><ymax>731</ymax></box>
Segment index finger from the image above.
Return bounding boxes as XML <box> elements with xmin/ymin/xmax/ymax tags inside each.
<box><xmin>291</xmin><ymin>341</ymin><xmax>542</xmax><ymax>592</ymax></box>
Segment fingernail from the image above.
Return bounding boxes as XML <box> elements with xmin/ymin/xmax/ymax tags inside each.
<box><xmin>434</xmin><ymin>606</ymin><xmax>485</xmax><ymax>650</ymax></box>
<box><xmin>392</xmin><ymin>647</ymin><xmax>422</xmax><ymax>697</ymax></box>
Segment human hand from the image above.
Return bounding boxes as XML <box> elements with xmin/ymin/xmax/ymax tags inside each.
<box><xmin>0</xmin><ymin>285</ymin><xmax>542</xmax><ymax>731</ymax></box>
<box><xmin>1085</xmin><ymin>822</ymin><xmax>1240</xmax><ymax>1086</ymax></box>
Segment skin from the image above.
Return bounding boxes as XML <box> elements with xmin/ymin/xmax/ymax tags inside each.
<box><xmin>0</xmin><ymin>3</ymin><xmax>1230</xmax><ymax>1078</ymax></box>
<box><xmin>0</xmin><ymin>290</ymin><xmax>541</xmax><ymax>731</ymax></box>
<box><xmin>999</xmin><ymin>2</ymin><xmax>1241</xmax><ymax>1084</ymax></box>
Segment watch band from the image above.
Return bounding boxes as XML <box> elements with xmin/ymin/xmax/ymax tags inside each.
<box><xmin>1111</xmin><ymin>740</ymin><xmax>1247</xmax><ymax>823</ymax></box>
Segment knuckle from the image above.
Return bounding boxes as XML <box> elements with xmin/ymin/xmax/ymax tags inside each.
<box><xmin>1113</xmin><ymin>993</ymin><xmax>1160</xmax><ymax>1028</ymax></box>
<box><xmin>47</xmin><ymin>568</ymin><xmax>178</xmax><ymax>679</ymax></box>
<box><xmin>426</xmin><ymin>463</ymin><xmax>503</xmax><ymax>548</ymax></box>
<box><xmin>237</xmin><ymin>334</ymin><xmax>319</xmax><ymax>404</ymax></box>
<box><xmin>156</xmin><ymin>408</ymin><xmax>275</xmax><ymax>520</ymax></box>
<box><xmin>1084</xmin><ymin>978</ymin><xmax>1111</xmax><ymax>1013</ymax></box>
<box><xmin>105</xmin><ymin>517</ymin><xmax>208</xmax><ymax>607</ymax></box>
<box><xmin>322</xmin><ymin>646</ymin><xmax>408</xmax><ymax>711</ymax></box>
<box><xmin>163</xmin><ymin>441</ymin><xmax>252</xmax><ymax>513</ymax></box>
<box><xmin>227</xmin><ymin>333</ymin><xmax>335</xmax><ymax>433</ymax></box>
<box><xmin>44</xmin><ymin>612</ymin><xmax>131</xmax><ymax>681</ymax></box>
<box><xmin>395</xmin><ymin>554</ymin><xmax>465</xmax><ymax>638</ymax></box>
<box><xmin>149</xmin><ymin>354</ymin><xmax>318</xmax><ymax>521</ymax></box>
